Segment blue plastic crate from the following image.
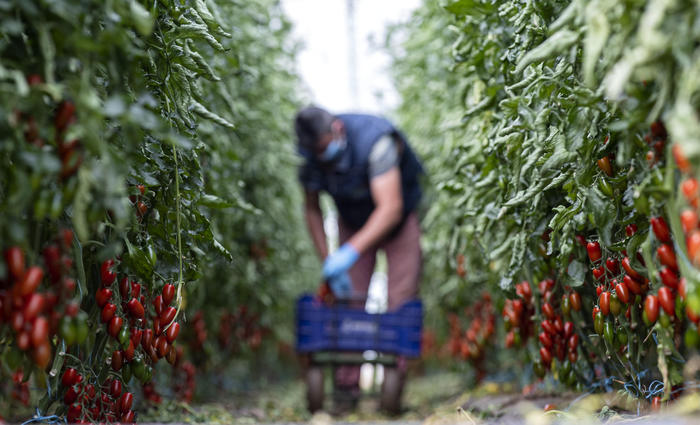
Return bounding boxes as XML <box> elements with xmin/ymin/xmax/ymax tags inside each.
<box><xmin>295</xmin><ymin>294</ymin><xmax>422</xmax><ymax>357</ymax></box>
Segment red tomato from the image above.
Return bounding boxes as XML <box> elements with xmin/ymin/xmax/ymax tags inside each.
<box><xmin>121</xmin><ymin>409</ymin><xmax>135</xmax><ymax>423</ymax></box>
<box><xmin>141</xmin><ymin>329</ymin><xmax>154</xmax><ymax>350</ymax></box>
<box><xmin>553</xmin><ymin>317</ymin><xmax>564</xmax><ymax>334</ymax></box>
<box><xmin>606</xmin><ymin>258</ymin><xmax>619</xmax><ymax>275</ymax></box>
<box><xmin>542</xmin><ymin>302</ymin><xmax>556</xmax><ymax>320</ymax></box>
<box><xmin>131</xmin><ymin>282</ymin><xmax>142</xmax><ymax>299</ymax></box>
<box><xmin>659</xmin><ymin>267</ymin><xmax>679</xmax><ymax>289</ymax></box>
<box><xmin>645</xmin><ymin>295</ymin><xmax>659</xmax><ymax>323</ymax></box>
<box><xmin>650</xmin><ymin>217</ymin><xmax>671</xmax><ymax>243</ymax></box>
<box><xmin>625</xmin><ymin>224</ymin><xmax>638</xmax><ymax>237</ymax></box>
<box><xmin>687</xmin><ymin>230</ymin><xmax>700</xmax><ymax>265</ymax></box>
<box><xmin>587</xmin><ymin>241</ymin><xmax>602</xmax><ymax>263</ymax></box>
<box><xmin>119</xmin><ymin>392</ymin><xmax>134</xmax><ymax>413</ymax></box>
<box><xmin>592</xmin><ymin>266</ymin><xmax>605</xmax><ymax>281</ymax></box>
<box><xmin>568</xmin><ymin>334</ymin><xmax>579</xmax><ymax>351</ymax></box>
<box><xmin>623</xmin><ymin>274</ymin><xmax>644</xmax><ymax>295</ymax></box>
<box><xmin>681</xmin><ymin>209</ymin><xmax>698</xmax><ymax>234</ymax></box>
<box><xmin>563</xmin><ymin>321</ymin><xmax>574</xmax><ymax>338</ymax></box>
<box><xmin>119</xmin><ymin>277</ymin><xmax>131</xmax><ymax>298</ymax></box>
<box><xmin>64</xmin><ymin>385</ymin><xmax>79</xmax><ymax>404</ymax></box>
<box><xmin>657</xmin><ymin>244</ymin><xmax>678</xmax><ymax>271</ymax></box>
<box><xmin>162</xmin><ymin>283</ymin><xmax>176</xmax><ymax>305</ymax></box>
<box><xmin>538</xmin><ymin>331</ymin><xmax>553</xmax><ymax>348</ymax></box>
<box><xmin>680</xmin><ymin>277</ymin><xmax>688</xmax><ymax>300</ymax></box>
<box><xmin>110</xmin><ymin>378</ymin><xmax>122</xmax><ymax>398</ymax></box>
<box><xmin>54</xmin><ymin>101</ymin><xmax>76</xmax><ymax>132</ymax></box>
<box><xmin>166</xmin><ymin>322</ymin><xmax>180</xmax><ymax>343</ymax></box>
<box><xmin>100</xmin><ymin>259</ymin><xmax>116</xmax><ymax>286</ymax></box>
<box><xmin>591</xmin><ymin>306</ymin><xmax>601</xmax><ymax>320</ymax></box>
<box><xmin>673</xmin><ymin>144</ymin><xmax>691</xmax><ymax>174</ymax></box>
<box><xmin>597</xmin><ymin>157</ymin><xmax>613</xmax><ymax>176</ymax></box>
<box><xmin>569</xmin><ymin>292</ymin><xmax>582</xmax><ymax>312</ymax></box>
<box><xmin>615</xmin><ymin>281</ymin><xmax>631</xmax><ymax>304</ymax></box>
<box><xmin>18</xmin><ymin>266</ymin><xmax>43</xmax><ymax>296</ymax></box>
<box><xmin>66</xmin><ymin>403</ymin><xmax>82</xmax><ymax>423</ymax></box>
<box><xmin>33</xmin><ymin>341</ymin><xmax>51</xmax><ymax>368</ymax></box>
<box><xmin>101</xmin><ymin>303</ymin><xmax>116</xmax><ymax>323</ymax></box>
<box><xmin>153</xmin><ymin>295</ymin><xmax>164</xmax><ymax>315</ymax></box>
<box><xmin>156</xmin><ymin>335</ymin><xmax>170</xmax><ymax>358</ymax></box>
<box><xmin>658</xmin><ymin>287</ymin><xmax>675</xmax><ymax>316</ymax></box>
<box><xmin>540</xmin><ymin>346</ymin><xmax>553</xmax><ymax>365</ymax></box>
<box><xmin>599</xmin><ymin>291</ymin><xmax>611</xmax><ymax>316</ymax></box>
<box><xmin>126</xmin><ymin>298</ymin><xmax>145</xmax><ymax>319</ymax></box>
<box><xmin>682</xmin><ymin>177</ymin><xmax>699</xmax><ymax>206</ymax></box>
<box><xmin>31</xmin><ymin>316</ymin><xmax>49</xmax><ymax>347</ymax></box>
<box><xmin>541</xmin><ymin>320</ymin><xmax>556</xmax><ymax>336</ymax></box>
<box><xmin>160</xmin><ymin>306</ymin><xmax>177</xmax><ymax>327</ymax></box>
<box><xmin>108</xmin><ymin>316</ymin><xmax>123</xmax><ymax>338</ymax></box>
<box><xmin>621</xmin><ymin>257</ymin><xmax>643</xmax><ymax>281</ymax></box>
<box><xmin>62</xmin><ymin>368</ymin><xmax>80</xmax><ymax>387</ymax></box>
<box><xmin>687</xmin><ymin>305</ymin><xmax>700</xmax><ymax>323</ymax></box>
<box><xmin>111</xmin><ymin>350</ymin><xmax>123</xmax><ymax>371</ymax></box>
<box><xmin>5</xmin><ymin>246</ymin><xmax>25</xmax><ymax>280</ymax></box>
<box><xmin>23</xmin><ymin>293</ymin><xmax>45</xmax><ymax>320</ymax></box>
<box><xmin>95</xmin><ymin>288</ymin><xmax>112</xmax><ymax>308</ymax></box>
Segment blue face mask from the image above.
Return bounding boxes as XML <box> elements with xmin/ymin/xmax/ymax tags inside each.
<box><xmin>318</xmin><ymin>138</ymin><xmax>345</xmax><ymax>162</ymax></box>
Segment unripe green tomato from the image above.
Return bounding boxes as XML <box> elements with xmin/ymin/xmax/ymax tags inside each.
<box><xmin>122</xmin><ymin>362</ymin><xmax>132</xmax><ymax>383</ymax></box>
<box><xmin>594</xmin><ymin>312</ymin><xmax>604</xmax><ymax>335</ymax></box>
<box><xmin>560</xmin><ymin>360</ymin><xmax>572</xmax><ymax>376</ymax></box>
<box><xmin>685</xmin><ymin>325</ymin><xmax>700</xmax><ymax>348</ymax></box>
<box><xmin>659</xmin><ymin>310</ymin><xmax>672</xmax><ymax>329</ymax></box>
<box><xmin>642</xmin><ymin>310</ymin><xmax>652</xmax><ymax>327</ymax></box>
<box><xmin>603</xmin><ymin>321</ymin><xmax>615</xmax><ymax>346</ymax></box>
<box><xmin>60</xmin><ymin>317</ymin><xmax>76</xmax><ymax>346</ymax></box>
<box><xmin>5</xmin><ymin>347</ymin><xmax>22</xmax><ymax>370</ymax></box>
<box><xmin>513</xmin><ymin>330</ymin><xmax>521</xmax><ymax>347</ymax></box>
<box><xmin>118</xmin><ymin>326</ymin><xmax>130</xmax><ymax>349</ymax></box>
<box><xmin>561</xmin><ymin>296</ymin><xmax>571</xmax><ymax>316</ymax></box>
<box><xmin>617</xmin><ymin>329</ymin><xmax>628</xmax><ymax>346</ymax></box>
<box><xmin>676</xmin><ymin>295</ymin><xmax>685</xmax><ymax>321</ymax></box>
<box><xmin>533</xmin><ymin>361</ymin><xmax>546</xmax><ymax>378</ymax></box>
<box><xmin>566</xmin><ymin>369</ymin><xmax>577</xmax><ymax>387</ymax></box>
<box><xmin>610</xmin><ymin>294</ymin><xmax>622</xmax><ymax>316</ymax></box>
<box><xmin>74</xmin><ymin>317</ymin><xmax>88</xmax><ymax>345</ymax></box>
<box><xmin>133</xmin><ymin>357</ymin><xmax>146</xmax><ymax>382</ymax></box>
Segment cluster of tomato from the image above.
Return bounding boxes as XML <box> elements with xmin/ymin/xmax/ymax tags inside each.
<box><xmin>9</xmin><ymin>370</ymin><xmax>30</xmax><ymax>406</ymax></box>
<box><xmin>0</xmin><ymin>233</ymin><xmax>82</xmax><ymax>370</ymax></box>
<box><xmin>671</xmin><ymin>144</ymin><xmax>700</xmax><ymax>343</ymax></box>
<box><xmin>445</xmin><ymin>293</ymin><xmax>495</xmax><ymax>381</ymax></box>
<box><xmin>13</xmin><ymin>75</ymin><xmax>84</xmax><ymax>180</ymax></box>
<box><xmin>141</xmin><ymin>349</ymin><xmax>191</xmax><ymax>405</ymax></box>
<box><xmin>189</xmin><ymin>311</ymin><xmax>208</xmax><ymax>352</ymax></box>
<box><xmin>536</xmin><ymin>286</ymin><xmax>581</xmax><ymax>386</ymax></box>
<box><xmin>60</xmin><ymin>367</ymin><xmax>135</xmax><ymax>424</ymax></box>
<box><xmin>217</xmin><ymin>306</ymin><xmax>266</xmax><ymax>352</ymax></box>
<box><xmin>129</xmin><ymin>184</ymin><xmax>149</xmax><ymax>219</ymax></box>
<box><xmin>503</xmin><ymin>281</ymin><xmax>536</xmax><ymax>348</ymax></box>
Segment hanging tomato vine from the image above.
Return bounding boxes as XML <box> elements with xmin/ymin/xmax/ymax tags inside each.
<box><xmin>0</xmin><ymin>0</ymin><xmax>313</xmax><ymax>422</ymax></box>
<box><xmin>390</xmin><ymin>0</ymin><xmax>700</xmax><ymax>407</ymax></box>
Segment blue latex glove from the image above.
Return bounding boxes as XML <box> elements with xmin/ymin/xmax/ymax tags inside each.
<box><xmin>328</xmin><ymin>272</ymin><xmax>353</xmax><ymax>298</ymax></box>
<box><xmin>322</xmin><ymin>243</ymin><xmax>360</xmax><ymax>279</ymax></box>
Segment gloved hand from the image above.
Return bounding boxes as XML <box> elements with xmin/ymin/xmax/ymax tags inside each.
<box><xmin>322</xmin><ymin>243</ymin><xmax>360</xmax><ymax>279</ymax></box>
<box><xmin>328</xmin><ymin>272</ymin><xmax>353</xmax><ymax>298</ymax></box>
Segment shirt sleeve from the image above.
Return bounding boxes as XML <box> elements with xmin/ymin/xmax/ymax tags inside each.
<box><xmin>368</xmin><ymin>135</ymin><xmax>399</xmax><ymax>179</ymax></box>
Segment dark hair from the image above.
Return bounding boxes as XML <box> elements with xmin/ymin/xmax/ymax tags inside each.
<box><xmin>294</xmin><ymin>106</ymin><xmax>334</xmax><ymax>150</ymax></box>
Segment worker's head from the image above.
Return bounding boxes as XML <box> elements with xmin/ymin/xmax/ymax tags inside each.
<box><xmin>295</xmin><ymin>106</ymin><xmax>345</xmax><ymax>162</ymax></box>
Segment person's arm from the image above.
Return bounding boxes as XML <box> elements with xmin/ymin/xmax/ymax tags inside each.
<box><xmin>304</xmin><ymin>189</ymin><xmax>328</xmax><ymax>260</ymax></box>
<box><xmin>346</xmin><ymin>166</ymin><xmax>403</xmax><ymax>254</ymax></box>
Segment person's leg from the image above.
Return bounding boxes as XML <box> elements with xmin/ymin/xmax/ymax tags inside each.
<box><xmin>333</xmin><ymin>219</ymin><xmax>376</xmax><ymax>406</ymax></box>
<box><xmin>380</xmin><ymin>212</ymin><xmax>422</xmax><ymax>406</ymax></box>
<box><xmin>382</xmin><ymin>213</ymin><xmax>422</xmax><ymax>311</ymax></box>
